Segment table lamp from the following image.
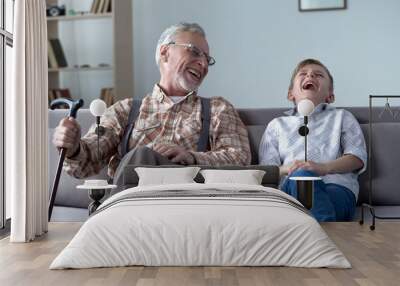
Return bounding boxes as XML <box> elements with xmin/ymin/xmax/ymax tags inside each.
<box><xmin>77</xmin><ymin>99</ymin><xmax>116</xmax><ymax>215</ymax></box>
<box><xmin>290</xmin><ymin>99</ymin><xmax>320</xmax><ymax>210</ymax></box>
<box><xmin>297</xmin><ymin>99</ymin><xmax>315</xmax><ymax>161</ymax></box>
<box><xmin>89</xmin><ymin>99</ymin><xmax>107</xmax><ymax>161</ymax></box>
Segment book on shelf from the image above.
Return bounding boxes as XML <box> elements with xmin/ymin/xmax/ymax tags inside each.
<box><xmin>48</xmin><ymin>40</ymin><xmax>58</xmax><ymax>68</ymax></box>
<box><xmin>50</xmin><ymin>39</ymin><xmax>68</xmax><ymax>67</ymax></box>
<box><xmin>102</xmin><ymin>0</ymin><xmax>111</xmax><ymax>13</ymax></box>
<box><xmin>90</xmin><ymin>0</ymin><xmax>100</xmax><ymax>13</ymax></box>
<box><xmin>48</xmin><ymin>38</ymin><xmax>68</xmax><ymax>68</ymax></box>
<box><xmin>97</xmin><ymin>0</ymin><xmax>105</xmax><ymax>13</ymax></box>
<box><xmin>100</xmin><ymin>87</ymin><xmax>115</xmax><ymax>107</ymax></box>
<box><xmin>90</xmin><ymin>0</ymin><xmax>112</xmax><ymax>14</ymax></box>
<box><xmin>48</xmin><ymin>88</ymin><xmax>73</xmax><ymax>108</ymax></box>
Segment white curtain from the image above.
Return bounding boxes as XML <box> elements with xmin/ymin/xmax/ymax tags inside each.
<box><xmin>7</xmin><ymin>0</ymin><xmax>48</xmax><ymax>242</ymax></box>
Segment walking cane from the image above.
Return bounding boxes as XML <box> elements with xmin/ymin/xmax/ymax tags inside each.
<box><xmin>48</xmin><ymin>98</ymin><xmax>84</xmax><ymax>221</ymax></box>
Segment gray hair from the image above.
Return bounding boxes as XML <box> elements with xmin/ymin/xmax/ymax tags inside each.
<box><xmin>155</xmin><ymin>22</ymin><xmax>206</xmax><ymax>66</ymax></box>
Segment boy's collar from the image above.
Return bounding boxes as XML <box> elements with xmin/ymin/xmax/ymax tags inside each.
<box><xmin>284</xmin><ymin>103</ymin><xmax>335</xmax><ymax>116</ymax></box>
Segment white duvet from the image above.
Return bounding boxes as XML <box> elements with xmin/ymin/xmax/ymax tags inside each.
<box><xmin>50</xmin><ymin>183</ymin><xmax>350</xmax><ymax>269</ymax></box>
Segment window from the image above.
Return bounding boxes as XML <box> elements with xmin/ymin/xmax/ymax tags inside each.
<box><xmin>1</xmin><ymin>0</ymin><xmax>14</xmax><ymax>232</ymax></box>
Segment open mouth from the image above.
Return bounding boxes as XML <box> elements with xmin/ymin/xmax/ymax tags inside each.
<box><xmin>302</xmin><ymin>81</ymin><xmax>317</xmax><ymax>91</ymax></box>
<box><xmin>187</xmin><ymin>68</ymin><xmax>201</xmax><ymax>81</ymax></box>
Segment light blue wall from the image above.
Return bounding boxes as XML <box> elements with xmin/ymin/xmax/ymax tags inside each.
<box><xmin>133</xmin><ymin>0</ymin><xmax>400</xmax><ymax>108</ymax></box>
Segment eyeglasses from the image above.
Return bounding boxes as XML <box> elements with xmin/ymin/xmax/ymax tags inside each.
<box><xmin>167</xmin><ymin>42</ymin><xmax>216</xmax><ymax>66</ymax></box>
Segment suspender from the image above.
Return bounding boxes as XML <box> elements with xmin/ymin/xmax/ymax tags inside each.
<box><xmin>197</xmin><ymin>97</ymin><xmax>211</xmax><ymax>152</ymax></box>
<box><xmin>121</xmin><ymin>101</ymin><xmax>140</xmax><ymax>157</ymax></box>
<box><xmin>120</xmin><ymin>96</ymin><xmax>211</xmax><ymax>157</ymax></box>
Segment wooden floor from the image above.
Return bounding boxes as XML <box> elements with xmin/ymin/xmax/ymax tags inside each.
<box><xmin>0</xmin><ymin>222</ymin><xmax>399</xmax><ymax>286</ymax></box>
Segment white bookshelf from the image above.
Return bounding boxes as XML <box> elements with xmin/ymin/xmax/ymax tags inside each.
<box><xmin>46</xmin><ymin>0</ymin><xmax>114</xmax><ymax>108</ymax></box>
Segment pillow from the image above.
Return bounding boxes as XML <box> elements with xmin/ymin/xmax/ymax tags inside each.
<box><xmin>122</xmin><ymin>165</ymin><xmax>279</xmax><ymax>189</ymax></box>
<box><xmin>200</xmin><ymin>169</ymin><xmax>266</xmax><ymax>185</ymax></box>
<box><xmin>135</xmin><ymin>166</ymin><xmax>201</xmax><ymax>186</ymax></box>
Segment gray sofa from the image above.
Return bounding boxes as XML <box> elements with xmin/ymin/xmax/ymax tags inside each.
<box><xmin>49</xmin><ymin>106</ymin><xmax>400</xmax><ymax>221</ymax></box>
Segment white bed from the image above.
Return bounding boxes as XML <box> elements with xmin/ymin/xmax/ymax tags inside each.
<box><xmin>50</xmin><ymin>183</ymin><xmax>350</xmax><ymax>269</ymax></box>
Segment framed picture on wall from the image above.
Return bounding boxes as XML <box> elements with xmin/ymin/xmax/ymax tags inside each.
<box><xmin>299</xmin><ymin>0</ymin><xmax>347</xmax><ymax>12</ymax></box>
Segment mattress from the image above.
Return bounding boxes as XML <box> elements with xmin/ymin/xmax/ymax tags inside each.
<box><xmin>50</xmin><ymin>183</ymin><xmax>350</xmax><ymax>269</ymax></box>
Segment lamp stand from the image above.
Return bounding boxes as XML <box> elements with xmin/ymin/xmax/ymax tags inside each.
<box><xmin>96</xmin><ymin>116</ymin><xmax>100</xmax><ymax>160</ymax></box>
<box><xmin>298</xmin><ymin>116</ymin><xmax>309</xmax><ymax>161</ymax></box>
<box><xmin>304</xmin><ymin>116</ymin><xmax>308</xmax><ymax>161</ymax></box>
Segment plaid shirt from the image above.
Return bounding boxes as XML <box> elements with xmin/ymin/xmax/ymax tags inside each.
<box><xmin>65</xmin><ymin>85</ymin><xmax>251</xmax><ymax>178</ymax></box>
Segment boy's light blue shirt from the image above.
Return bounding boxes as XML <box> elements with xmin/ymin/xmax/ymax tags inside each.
<box><xmin>258</xmin><ymin>103</ymin><xmax>367</xmax><ymax>199</ymax></box>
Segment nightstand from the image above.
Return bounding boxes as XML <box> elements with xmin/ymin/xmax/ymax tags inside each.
<box><xmin>77</xmin><ymin>182</ymin><xmax>116</xmax><ymax>215</ymax></box>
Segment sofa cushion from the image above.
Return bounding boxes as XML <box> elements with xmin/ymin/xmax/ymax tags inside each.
<box><xmin>246</xmin><ymin>125</ymin><xmax>266</xmax><ymax>164</ymax></box>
